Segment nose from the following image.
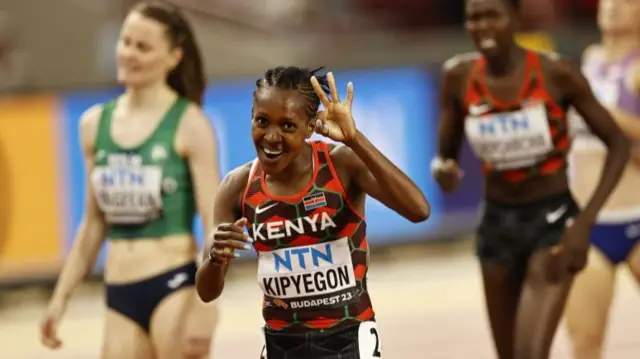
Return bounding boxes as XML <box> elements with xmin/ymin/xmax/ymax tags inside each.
<box><xmin>118</xmin><ymin>44</ymin><xmax>136</xmax><ymax>62</ymax></box>
<box><xmin>475</xmin><ymin>18</ymin><xmax>491</xmax><ymax>32</ymax></box>
<box><xmin>264</xmin><ymin>128</ymin><xmax>281</xmax><ymax>144</ymax></box>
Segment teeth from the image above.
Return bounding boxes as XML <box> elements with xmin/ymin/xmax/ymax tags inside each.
<box><xmin>480</xmin><ymin>38</ymin><xmax>497</xmax><ymax>49</ymax></box>
<box><xmin>263</xmin><ymin>148</ymin><xmax>282</xmax><ymax>156</ymax></box>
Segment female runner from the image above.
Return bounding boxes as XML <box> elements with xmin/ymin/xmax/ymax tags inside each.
<box><xmin>40</xmin><ymin>2</ymin><xmax>220</xmax><ymax>358</ymax></box>
<box><xmin>195</xmin><ymin>66</ymin><xmax>430</xmax><ymax>358</ymax></box>
<box><xmin>433</xmin><ymin>0</ymin><xmax>630</xmax><ymax>358</ymax></box>
<box><xmin>565</xmin><ymin>0</ymin><xmax>640</xmax><ymax>357</ymax></box>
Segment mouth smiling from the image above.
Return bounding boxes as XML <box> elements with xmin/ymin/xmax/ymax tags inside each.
<box><xmin>479</xmin><ymin>37</ymin><xmax>497</xmax><ymax>50</ymax></box>
<box><xmin>261</xmin><ymin>146</ymin><xmax>284</xmax><ymax>160</ymax></box>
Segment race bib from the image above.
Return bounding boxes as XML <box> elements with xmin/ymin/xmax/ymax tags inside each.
<box><xmin>92</xmin><ymin>154</ymin><xmax>164</xmax><ymax>224</ymax></box>
<box><xmin>358</xmin><ymin>321</ymin><xmax>382</xmax><ymax>359</ymax></box>
<box><xmin>465</xmin><ymin>102</ymin><xmax>554</xmax><ymax>170</ymax></box>
<box><xmin>257</xmin><ymin>237</ymin><xmax>358</xmax><ymax>310</ymax></box>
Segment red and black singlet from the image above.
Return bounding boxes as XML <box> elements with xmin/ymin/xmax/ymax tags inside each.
<box><xmin>463</xmin><ymin>50</ymin><xmax>570</xmax><ymax>182</ymax></box>
<box><xmin>242</xmin><ymin>141</ymin><xmax>374</xmax><ymax>332</ymax></box>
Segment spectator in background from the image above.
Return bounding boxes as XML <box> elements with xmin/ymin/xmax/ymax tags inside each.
<box><xmin>0</xmin><ymin>11</ymin><xmax>29</xmax><ymax>93</ymax></box>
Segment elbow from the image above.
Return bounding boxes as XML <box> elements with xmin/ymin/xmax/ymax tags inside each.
<box><xmin>409</xmin><ymin>209</ymin><xmax>430</xmax><ymax>223</ymax></box>
<box><xmin>195</xmin><ymin>267</ymin><xmax>222</xmax><ymax>303</ymax></box>
<box><xmin>197</xmin><ymin>291</ymin><xmax>218</xmax><ymax>304</ymax></box>
<box><xmin>407</xmin><ymin>198</ymin><xmax>431</xmax><ymax>223</ymax></box>
<box><xmin>195</xmin><ymin>281</ymin><xmax>221</xmax><ymax>303</ymax></box>
<box><xmin>608</xmin><ymin>133</ymin><xmax>631</xmax><ymax>157</ymax></box>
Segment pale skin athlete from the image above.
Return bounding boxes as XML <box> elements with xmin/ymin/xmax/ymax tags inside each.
<box><xmin>40</xmin><ymin>3</ymin><xmax>220</xmax><ymax>359</ymax></box>
<box><xmin>565</xmin><ymin>0</ymin><xmax>640</xmax><ymax>358</ymax></box>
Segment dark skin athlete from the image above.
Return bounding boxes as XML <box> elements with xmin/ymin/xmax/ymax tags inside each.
<box><xmin>434</xmin><ymin>0</ymin><xmax>630</xmax><ymax>358</ymax></box>
<box><xmin>196</xmin><ymin>72</ymin><xmax>431</xmax><ymax>303</ymax></box>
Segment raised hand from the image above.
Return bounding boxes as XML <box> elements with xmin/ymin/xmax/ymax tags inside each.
<box><xmin>310</xmin><ymin>72</ymin><xmax>357</xmax><ymax>143</ymax></box>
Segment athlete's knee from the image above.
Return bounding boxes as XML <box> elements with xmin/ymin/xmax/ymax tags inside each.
<box><xmin>569</xmin><ymin>331</ymin><xmax>604</xmax><ymax>359</ymax></box>
<box><xmin>155</xmin><ymin>339</ymin><xmax>212</xmax><ymax>359</ymax></box>
<box><xmin>101</xmin><ymin>344</ymin><xmax>155</xmax><ymax>359</ymax></box>
<box><xmin>513</xmin><ymin>346</ymin><xmax>547</xmax><ymax>359</ymax></box>
<box><xmin>513</xmin><ymin>336</ymin><xmax>552</xmax><ymax>359</ymax></box>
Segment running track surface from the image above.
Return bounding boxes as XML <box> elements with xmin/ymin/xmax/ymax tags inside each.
<box><xmin>0</xmin><ymin>238</ymin><xmax>638</xmax><ymax>358</ymax></box>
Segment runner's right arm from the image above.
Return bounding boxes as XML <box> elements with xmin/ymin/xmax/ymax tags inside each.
<box><xmin>196</xmin><ymin>163</ymin><xmax>251</xmax><ymax>302</ymax></box>
<box><xmin>50</xmin><ymin>105</ymin><xmax>107</xmax><ymax>304</ymax></box>
<box><xmin>434</xmin><ymin>56</ymin><xmax>470</xmax><ymax>192</ymax></box>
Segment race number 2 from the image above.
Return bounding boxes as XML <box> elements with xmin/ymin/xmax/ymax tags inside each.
<box><xmin>358</xmin><ymin>321</ymin><xmax>382</xmax><ymax>358</ymax></box>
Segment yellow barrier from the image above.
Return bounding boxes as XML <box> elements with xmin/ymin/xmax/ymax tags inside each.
<box><xmin>515</xmin><ymin>32</ymin><xmax>556</xmax><ymax>52</ymax></box>
<box><xmin>0</xmin><ymin>95</ymin><xmax>63</xmax><ymax>280</ymax></box>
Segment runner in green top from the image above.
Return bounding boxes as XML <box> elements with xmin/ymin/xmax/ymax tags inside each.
<box><xmin>41</xmin><ymin>3</ymin><xmax>221</xmax><ymax>358</ymax></box>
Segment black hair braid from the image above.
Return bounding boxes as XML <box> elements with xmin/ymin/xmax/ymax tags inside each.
<box><xmin>255</xmin><ymin>66</ymin><xmax>331</xmax><ymax>120</ymax></box>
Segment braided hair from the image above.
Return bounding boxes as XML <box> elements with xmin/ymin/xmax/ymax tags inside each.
<box><xmin>254</xmin><ymin>66</ymin><xmax>331</xmax><ymax>121</ymax></box>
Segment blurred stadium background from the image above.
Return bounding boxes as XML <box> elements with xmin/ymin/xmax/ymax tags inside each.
<box><xmin>0</xmin><ymin>0</ymin><xmax>638</xmax><ymax>358</ymax></box>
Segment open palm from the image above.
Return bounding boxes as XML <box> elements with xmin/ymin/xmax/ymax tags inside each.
<box><xmin>310</xmin><ymin>72</ymin><xmax>357</xmax><ymax>143</ymax></box>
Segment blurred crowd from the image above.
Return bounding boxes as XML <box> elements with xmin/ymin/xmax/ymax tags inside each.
<box><xmin>0</xmin><ymin>0</ymin><xmax>601</xmax><ymax>93</ymax></box>
<box><xmin>164</xmin><ymin>0</ymin><xmax>598</xmax><ymax>32</ymax></box>
<box><xmin>0</xmin><ymin>10</ymin><xmax>28</xmax><ymax>93</ymax></box>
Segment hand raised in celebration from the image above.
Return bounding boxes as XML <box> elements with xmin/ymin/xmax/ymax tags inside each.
<box><xmin>310</xmin><ymin>72</ymin><xmax>357</xmax><ymax>144</ymax></box>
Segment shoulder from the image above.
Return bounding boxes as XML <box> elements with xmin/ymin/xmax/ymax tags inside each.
<box><xmin>442</xmin><ymin>52</ymin><xmax>479</xmax><ymax>79</ymax></box>
<box><xmin>441</xmin><ymin>53</ymin><xmax>479</xmax><ymax>97</ymax></box>
<box><xmin>328</xmin><ymin>142</ymin><xmax>350</xmax><ymax>161</ymax></box>
<box><xmin>537</xmin><ymin>51</ymin><xmax>586</xmax><ymax>92</ymax></box>
<box><xmin>581</xmin><ymin>44</ymin><xmax>602</xmax><ymax>64</ymax></box>
<box><xmin>178</xmin><ymin>102</ymin><xmax>215</xmax><ymax>136</ymax></box>
<box><xmin>326</xmin><ymin>141</ymin><xmax>363</xmax><ymax>172</ymax></box>
<box><xmin>219</xmin><ymin>161</ymin><xmax>254</xmax><ymax>199</ymax></box>
<box><xmin>78</xmin><ymin>103</ymin><xmax>104</xmax><ymax>153</ymax></box>
<box><xmin>175</xmin><ymin>102</ymin><xmax>217</xmax><ymax>156</ymax></box>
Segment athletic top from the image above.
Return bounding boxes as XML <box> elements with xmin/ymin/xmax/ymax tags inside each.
<box><xmin>91</xmin><ymin>97</ymin><xmax>196</xmax><ymax>239</ymax></box>
<box><xmin>572</xmin><ymin>49</ymin><xmax>640</xmax><ymax>151</ymax></box>
<box><xmin>464</xmin><ymin>50</ymin><xmax>570</xmax><ymax>182</ymax></box>
<box><xmin>242</xmin><ymin>141</ymin><xmax>373</xmax><ymax>332</ymax></box>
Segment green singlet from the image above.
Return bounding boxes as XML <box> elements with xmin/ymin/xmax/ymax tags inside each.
<box><xmin>90</xmin><ymin>97</ymin><xmax>196</xmax><ymax>240</ymax></box>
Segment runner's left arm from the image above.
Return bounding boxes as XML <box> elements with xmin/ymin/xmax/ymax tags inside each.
<box><xmin>332</xmin><ymin>135</ymin><xmax>430</xmax><ymax>223</ymax></box>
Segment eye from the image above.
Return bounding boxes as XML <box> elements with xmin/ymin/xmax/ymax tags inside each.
<box><xmin>282</xmin><ymin>122</ymin><xmax>297</xmax><ymax>132</ymax></box>
<box><xmin>136</xmin><ymin>42</ymin><xmax>152</xmax><ymax>53</ymax></box>
<box><xmin>254</xmin><ymin>116</ymin><xmax>268</xmax><ymax>127</ymax></box>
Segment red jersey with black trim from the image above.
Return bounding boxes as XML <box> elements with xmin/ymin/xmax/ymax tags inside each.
<box><xmin>463</xmin><ymin>50</ymin><xmax>570</xmax><ymax>182</ymax></box>
<box><xmin>241</xmin><ymin>141</ymin><xmax>374</xmax><ymax>332</ymax></box>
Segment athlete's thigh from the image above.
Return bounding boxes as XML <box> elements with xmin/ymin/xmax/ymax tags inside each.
<box><xmin>625</xmin><ymin>227</ymin><xmax>640</xmax><ymax>282</ymax></box>
<box><xmin>564</xmin><ymin>248</ymin><xmax>616</xmax><ymax>343</ymax></box>
<box><xmin>150</xmin><ymin>287</ymin><xmax>209</xmax><ymax>359</ymax></box>
<box><xmin>102</xmin><ymin>309</ymin><xmax>155</xmax><ymax>359</ymax></box>
<box><xmin>515</xmin><ymin>248</ymin><xmax>573</xmax><ymax>359</ymax></box>
<box><xmin>263</xmin><ymin>322</ymin><xmax>382</xmax><ymax>359</ymax></box>
<box><xmin>480</xmin><ymin>261</ymin><xmax>525</xmax><ymax>359</ymax></box>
